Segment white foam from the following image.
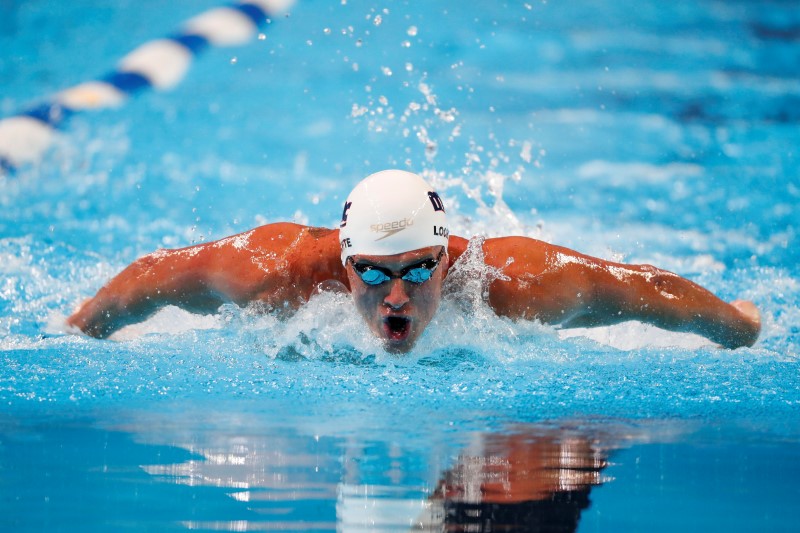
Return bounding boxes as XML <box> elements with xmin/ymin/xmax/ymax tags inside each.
<box><xmin>109</xmin><ymin>306</ymin><xmax>223</xmax><ymax>340</ymax></box>
<box><xmin>257</xmin><ymin>290</ymin><xmax>383</xmax><ymax>360</ymax></box>
<box><xmin>557</xmin><ymin>323</ymin><xmax>711</xmax><ymax>351</ymax></box>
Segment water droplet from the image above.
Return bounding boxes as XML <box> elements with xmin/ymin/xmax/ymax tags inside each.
<box><xmin>407</xmin><ymin>26</ymin><xmax>418</xmax><ymax>36</ymax></box>
<box><xmin>373</xmin><ymin>15</ymin><xmax>382</xmax><ymax>26</ymax></box>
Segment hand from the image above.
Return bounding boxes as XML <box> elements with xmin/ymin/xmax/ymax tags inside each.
<box><xmin>731</xmin><ymin>300</ymin><xmax>761</xmax><ymax>330</ymax></box>
<box><xmin>729</xmin><ymin>300</ymin><xmax>761</xmax><ymax>347</ymax></box>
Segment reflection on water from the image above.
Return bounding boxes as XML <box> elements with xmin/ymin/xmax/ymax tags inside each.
<box><xmin>134</xmin><ymin>419</ymin><xmax>636</xmax><ymax>532</ymax></box>
<box><xmin>140</xmin><ymin>430</ymin><xmax>342</xmax><ymax>529</ymax></box>
<box><xmin>430</xmin><ymin>432</ymin><xmax>607</xmax><ymax>532</ymax></box>
<box><xmin>338</xmin><ymin>430</ymin><xmax>610</xmax><ymax>532</ymax></box>
<box><xmin>9</xmin><ymin>412</ymin><xmax>797</xmax><ymax>531</ymax></box>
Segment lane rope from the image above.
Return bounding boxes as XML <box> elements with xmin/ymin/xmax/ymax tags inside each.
<box><xmin>0</xmin><ymin>0</ymin><xmax>295</xmax><ymax>174</ymax></box>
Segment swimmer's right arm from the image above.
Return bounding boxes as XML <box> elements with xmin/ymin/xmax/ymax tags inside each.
<box><xmin>67</xmin><ymin>243</ymin><xmax>237</xmax><ymax>338</ymax></box>
<box><xmin>67</xmin><ymin>223</ymin><xmax>345</xmax><ymax>338</ymax></box>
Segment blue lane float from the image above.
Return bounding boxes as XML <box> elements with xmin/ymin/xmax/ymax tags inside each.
<box><xmin>0</xmin><ymin>0</ymin><xmax>295</xmax><ymax>174</ymax></box>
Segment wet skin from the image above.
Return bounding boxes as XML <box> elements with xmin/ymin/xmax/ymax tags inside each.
<box><xmin>344</xmin><ymin>246</ymin><xmax>448</xmax><ymax>353</ymax></box>
<box><xmin>66</xmin><ymin>222</ymin><xmax>760</xmax><ymax>349</ymax></box>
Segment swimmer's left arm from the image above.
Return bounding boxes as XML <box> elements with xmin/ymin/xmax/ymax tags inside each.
<box><xmin>563</xmin><ymin>260</ymin><xmax>761</xmax><ymax>349</ymax></box>
<box><xmin>482</xmin><ymin>237</ymin><xmax>761</xmax><ymax>349</ymax></box>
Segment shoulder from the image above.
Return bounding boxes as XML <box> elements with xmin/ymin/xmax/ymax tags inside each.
<box><xmin>446</xmin><ymin>234</ymin><xmax>552</xmax><ymax>267</ymax></box>
<box><xmin>248</xmin><ymin>222</ymin><xmax>345</xmax><ymax>279</ymax></box>
<box><xmin>469</xmin><ymin>235</ymin><xmax>602</xmax><ymax>279</ymax></box>
<box><xmin>239</xmin><ymin>222</ymin><xmax>335</xmax><ymax>250</ymax></box>
<box><xmin>204</xmin><ymin>223</ymin><xmax>340</xmax><ymax>269</ymax></box>
<box><xmin>247</xmin><ymin>222</ymin><xmax>311</xmax><ymax>243</ymax></box>
<box><xmin>481</xmin><ymin>235</ymin><xmax>552</xmax><ymax>270</ymax></box>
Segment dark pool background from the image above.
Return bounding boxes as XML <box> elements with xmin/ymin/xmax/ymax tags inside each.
<box><xmin>1</xmin><ymin>0</ymin><xmax>799</xmax><ymax>530</ymax></box>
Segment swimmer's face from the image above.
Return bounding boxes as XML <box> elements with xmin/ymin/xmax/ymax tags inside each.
<box><xmin>345</xmin><ymin>246</ymin><xmax>448</xmax><ymax>353</ymax></box>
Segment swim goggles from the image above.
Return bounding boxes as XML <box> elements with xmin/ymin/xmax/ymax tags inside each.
<box><xmin>348</xmin><ymin>248</ymin><xmax>446</xmax><ymax>286</ymax></box>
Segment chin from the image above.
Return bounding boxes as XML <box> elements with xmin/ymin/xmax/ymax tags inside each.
<box><xmin>382</xmin><ymin>337</ymin><xmax>417</xmax><ymax>354</ymax></box>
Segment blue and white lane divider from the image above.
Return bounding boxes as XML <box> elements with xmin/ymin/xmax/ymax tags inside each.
<box><xmin>0</xmin><ymin>0</ymin><xmax>294</xmax><ymax>174</ymax></box>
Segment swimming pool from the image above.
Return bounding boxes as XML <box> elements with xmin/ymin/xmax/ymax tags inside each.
<box><xmin>2</xmin><ymin>0</ymin><xmax>799</xmax><ymax>530</ymax></box>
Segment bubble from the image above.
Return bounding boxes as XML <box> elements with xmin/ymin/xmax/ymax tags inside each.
<box><xmin>351</xmin><ymin>104</ymin><xmax>368</xmax><ymax>118</ymax></box>
<box><xmin>520</xmin><ymin>141</ymin><xmax>533</xmax><ymax>163</ymax></box>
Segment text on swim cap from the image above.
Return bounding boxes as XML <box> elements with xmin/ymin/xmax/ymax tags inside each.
<box><xmin>340</xmin><ymin>237</ymin><xmax>352</xmax><ymax>250</ymax></box>
<box><xmin>340</xmin><ymin>201</ymin><xmax>352</xmax><ymax>228</ymax></box>
<box><xmin>428</xmin><ymin>191</ymin><xmax>445</xmax><ymax>213</ymax></box>
<box><xmin>433</xmin><ymin>225</ymin><xmax>450</xmax><ymax>239</ymax></box>
<box><xmin>371</xmin><ymin>218</ymin><xmax>414</xmax><ymax>242</ymax></box>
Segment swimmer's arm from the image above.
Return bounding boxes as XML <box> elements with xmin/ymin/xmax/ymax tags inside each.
<box><xmin>67</xmin><ymin>223</ymin><xmax>335</xmax><ymax>338</ymax></box>
<box><xmin>66</xmin><ymin>244</ymin><xmax>237</xmax><ymax>338</ymax></box>
<box><xmin>483</xmin><ymin>237</ymin><xmax>761</xmax><ymax>349</ymax></box>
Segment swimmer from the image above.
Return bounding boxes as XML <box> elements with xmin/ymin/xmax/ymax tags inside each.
<box><xmin>66</xmin><ymin>169</ymin><xmax>761</xmax><ymax>351</ymax></box>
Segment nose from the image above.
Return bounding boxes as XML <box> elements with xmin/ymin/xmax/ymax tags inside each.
<box><xmin>383</xmin><ymin>279</ymin><xmax>410</xmax><ymax>310</ymax></box>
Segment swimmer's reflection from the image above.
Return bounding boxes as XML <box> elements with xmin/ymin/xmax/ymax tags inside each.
<box><xmin>139</xmin><ymin>419</ymin><xmax>618</xmax><ymax>531</ymax></box>
<box><xmin>433</xmin><ymin>431</ymin><xmax>607</xmax><ymax>531</ymax></box>
<box><xmin>338</xmin><ymin>427</ymin><xmax>610</xmax><ymax>532</ymax></box>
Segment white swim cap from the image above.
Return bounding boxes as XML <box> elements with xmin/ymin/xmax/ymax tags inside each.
<box><xmin>339</xmin><ymin>169</ymin><xmax>449</xmax><ymax>264</ymax></box>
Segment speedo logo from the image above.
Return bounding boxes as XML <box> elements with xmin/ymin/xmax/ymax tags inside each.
<box><xmin>371</xmin><ymin>218</ymin><xmax>414</xmax><ymax>241</ymax></box>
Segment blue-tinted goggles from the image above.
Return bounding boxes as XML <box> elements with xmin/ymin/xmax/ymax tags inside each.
<box><xmin>348</xmin><ymin>249</ymin><xmax>446</xmax><ymax>286</ymax></box>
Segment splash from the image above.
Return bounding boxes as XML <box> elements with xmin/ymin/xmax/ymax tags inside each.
<box><xmin>253</xmin><ymin>290</ymin><xmax>384</xmax><ymax>361</ymax></box>
<box><xmin>345</xmin><ymin>37</ymin><xmax>546</xmax><ymax>230</ymax></box>
<box><xmin>442</xmin><ymin>236</ymin><xmax>510</xmax><ymax>314</ymax></box>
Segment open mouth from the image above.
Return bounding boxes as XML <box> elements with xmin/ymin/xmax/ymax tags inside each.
<box><xmin>383</xmin><ymin>316</ymin><xmax>411</xmax><ymax>342</ymax></box>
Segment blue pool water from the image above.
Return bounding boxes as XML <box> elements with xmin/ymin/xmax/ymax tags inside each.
<box><xmin>2</xmin><ymin>0</ymin><xmax>799</xmax><ymax>530</ymax></box>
